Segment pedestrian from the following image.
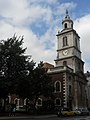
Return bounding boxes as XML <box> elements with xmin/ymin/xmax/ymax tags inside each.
<box><xmin>12</xmin><ymin>105</ymin><xmax>16</xmax><ymax>116</ymax></box>
<box><xmin>9</xmin><ymin>104</ymin><xmax>13</xmax><ymax>116</ymax></box>
<box><xmin>59</xmin><ymin>108</ymin><xmax>62</xmax><ymax>117</ymax></box>
<box><xmin>8</xmin><ymin>104</ymin><xmax>11</xmax><ymax>116</ymax></box>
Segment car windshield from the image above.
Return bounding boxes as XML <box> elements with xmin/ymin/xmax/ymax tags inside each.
<box><xmin>76</xmin><ymin>108</ymin><xmax>88</xmax><ymax>111</ymax></box>
<box><xmin>75</xmin><ymin>109</ymin><xmax>81</xmax><ymax>111</ymax></box>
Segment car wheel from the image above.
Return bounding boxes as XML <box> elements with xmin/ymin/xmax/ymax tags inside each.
<box><xmin>64</xmin><ymin>113</ymin><xmax>67</xmax><ymax>116</ymax></box>
<box><xmin>74</xmin><ymin>113</ymin><xmax>76</xmax><ymax>116</ymax></box>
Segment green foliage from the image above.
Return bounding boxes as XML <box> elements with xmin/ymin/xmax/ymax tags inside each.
<box><xmin>33</xmin><ymin>61</ymin><xmax>53</xmax><ymax>97</ymax></box>
<box><xmin>28</xmin><ymin>61</ymin><xmax>54</xmax><ymax>106</ymax></box>
<box><xmin>17</xmin><ymin>61</ymin><xmax>54</xmax><ymax>107</ymax></box>
<box><xmin>0</xmin><ymin>35</ymin><xmax>53</xmax><ymax>110</ymax></box>
<box><xmin>0</xmin><ymin>35</ymin><xmax>35</xmax><ymax>98</ymax></box>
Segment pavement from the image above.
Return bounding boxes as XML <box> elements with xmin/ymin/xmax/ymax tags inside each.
<box><xmin>0</xmin><ymin>113</ymin><xmax>57</xmax><ymax>119</ymax></box>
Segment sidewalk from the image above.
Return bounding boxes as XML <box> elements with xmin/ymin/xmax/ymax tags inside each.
<box><xmin>0</xmin><ymin>114</ymin><xmax>57</xmax><ymax>119</ymax></box>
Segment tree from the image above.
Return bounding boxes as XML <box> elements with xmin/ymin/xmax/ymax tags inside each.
<box><xmin>0</xmin><ymin>35</ymin><xmax>54</xmax><ymax>112</ymax></box>
<box><xmin>29</xmin><ymin>61</ymin><xmax>53</xmax><ymax>108</ymax></box>
<box><xmin>17</xmin><ymin>61</ymin><xmax>54</xmax><ymax>111</ymax></box>
<box><xmin>0</xmin><ymin>35</ymin><xmax>35</xmax><ymax>109</ymax></box>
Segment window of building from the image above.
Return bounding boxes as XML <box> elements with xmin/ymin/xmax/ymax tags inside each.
<box><xmin>78</xmin><ymin>62</ymin><xmax>81</xmax><ymax>70</ymax></box>
<box><xmin>14</xmin><ymin>98</ymin><xmax>18</xmax><ymax>105</ymax></box>
<box><xmin>8</xmin><ymin>95</ymin><xmax>11</xmax><ymax>103</ymax></box>
<box><xmin>24</xmin><ymin>98</ymin><xmax>30</xmax><ymax>106</ymax></box>
<box><xmin>57</xmin><ymin>53</ymin><xmax>59</xmax><ymax>59</ymax></box>
<box><xmin>36</xmin><ymin>98</ymin><xmax>42</xmax><ymax>106</ymax></box>
<box><xmin>24</xmin><ymin>98</ymin><xmax>29</xmax><ymax>105</ymax></box>
<box><xmin>63</xmin><ymin>61</ymin><xmax>67</xmax><ymax>66</ymax></box>
<box><xmin>64</xmin><ymin>23</ymin><xmax>67</xmax><ymax>29</ymax></box>
<box><xmin>63</xmin><ymin>36</ymin><xmax>68</xmax><ymax>46</ymax></box>
<box><xmin>69</xmin><ymin>76</ymin><xmax>71</xmax><ymax>80</ymax></box>
<box><xmin>71</xmin><ymin>23</ymin><xmax>73</xmax><ymax>28</ymax></box>
<box><xmin>55</xmin><ymin>98</ymin><xmax>61</xmax><ymax>106</ymax></box>
<box><xmin>54</xmin><ymin>81</ymin><xmax>61</xmax><ymax>92</ymax></box>
<box><xmin>24</xmin><ymin>99</ymin><xmax>27</xmax><ymax>106</ymax></box>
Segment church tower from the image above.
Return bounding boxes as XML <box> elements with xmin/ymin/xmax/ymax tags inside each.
<box><xmin>55</xmin><ymin>10</ymin><xmax>84</xmax><ymax>73</ymax></box>
<box><xmin>48</xmin><ymin>10</ymin><xmax>87</xmax><ymax>110</ymax></box>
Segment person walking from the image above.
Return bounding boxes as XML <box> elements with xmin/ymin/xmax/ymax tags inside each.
<box><xmin>8</xmin><ymin>104</ymin><xmax>11</xmax><ymax>116</ymax></box>
<box><xmin>12</xmin><ymin>104</ymin><xmax>16</xmax><ymax>116</ymax></box>
<box><xmin>8</xmin><ymin>104</ymin><xmax>13</xmax><ymax>116</ymax></box>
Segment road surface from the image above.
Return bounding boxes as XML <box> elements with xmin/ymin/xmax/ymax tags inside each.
<box><xmin>0</xmin><ymin>115</ymin><xmax>90</xmax><ymax>120</ymax></box>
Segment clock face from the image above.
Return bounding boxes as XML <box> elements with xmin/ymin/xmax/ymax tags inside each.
<box><xmin>63</xmin><ymin>50</ymin><xmax>68</xmax><ymax>55</ymax></box>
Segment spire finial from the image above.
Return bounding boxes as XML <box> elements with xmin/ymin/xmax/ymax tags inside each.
<box><xmin>64</xmin><ymin>9</ymin><xmax>70</xmax><ymax>19</ymax></box>
<box><xmin>66</xmin><ymin>9</ymin><xmax>68</xmax><ymax>16</ymax></box>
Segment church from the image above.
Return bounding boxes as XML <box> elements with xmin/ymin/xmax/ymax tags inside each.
<box><xmin>47</xmin><ymin>10</ymin><xmax>88</xmax><ymax>110</ymax></box>
<box><xmin>4</xmin><ymin>10</ymin><xmax>88</xmax><ymax>112</ymax></box>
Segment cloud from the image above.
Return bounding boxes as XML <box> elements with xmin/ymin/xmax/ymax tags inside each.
<box><xmin>0</xmin><ymin>0</ymin><xmax>77</xmax><ymax>66</ymax></box>
<box><xmin>28</xmin><ymin>0</ymin><xmax>58</xmax><ymax>5</ymax></box>
<box><xmin>0</xmin><ymin>0</ymin><xmax>56</xmax><ymax>26</ymax></box>
<box><xmin>54</xmin><ymin>2</ymin><xmax>77</xmax><ymax>17</ymax></box>
<box><xmin>0</xmin><ymin>0</ymin><xmax>29</xmax><ymax>25</ymax></box>
<box><xmin>74</xmin><ymin>14</ymin><xmax>90</xmax><ymax>72</ymax></box>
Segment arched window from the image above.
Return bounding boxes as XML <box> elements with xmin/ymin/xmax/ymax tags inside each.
<box><xmin>57</xmin><ymin>53</ymin><xmax>59</xmax><ymax>59</ymax></box>
<box><xmin>63</xmin><ymin>61</ymin><xmax>67</xmax><ymax>66</ymax></box>
<box><xmin>8</xmin><ymin>95</ymin><xmax>11</xmax><ymax>103</ymax></box>
<box><xmin>54</xmin><ymin>81</ymin><xmax>61</xmax><ymax>92</ymax></box>
<box><xmin>24</xmin><ymin>98</ymin><xmax>29</xmax><ymax>106</ymax></box>
<box><xmin>56</xmin><ymin>82</ymin><xmax>60</xmax><ymax>91</ymax></box>
<box><xmin>78</xmin><ymin>62</ymin><xmax>81</xmax><ymax>70</ymax></box>
<box><xmin>55</xmin><ymin>98</ymin><xmax>61</xmax><ymax>106</ymax></box>
<box><xmin>36</xmin><ymin>98</ymin><xmax>42</xmax><ymax>106</ymax></box>
<box><xmin>14</xmin><ymin>98</ymin><xmax>20</xmax><ymax>110</ymax></box>
<box><xmin>14</xmin><ymin>98</ymin><xmax>18</xmax><ymax>105</ymax></box>
<box><xmin>64</xmin><ymin>23</ymin><xmax>67</xmax><ymax>28</ymax></box>
<box><xmin>71</xmin><ymin>23</ymin><xmax>73</xmax><ymax>28</ymax></box>
<box><xmin>63</xmin><ymin>36</ymin><xmax>68</xmax><ymax>46</ymax></box>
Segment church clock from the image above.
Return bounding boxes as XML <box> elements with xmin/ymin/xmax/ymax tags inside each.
<box><xmin>63</xmin><ymin>50</ymin><xmax>68</xmax><ymax>55</ymax></box>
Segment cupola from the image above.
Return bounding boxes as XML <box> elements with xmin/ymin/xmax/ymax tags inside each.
<box><xmin>62</xmin><ymin>10</ymin><xmax>73</xmax><ymax>30</ymax></box>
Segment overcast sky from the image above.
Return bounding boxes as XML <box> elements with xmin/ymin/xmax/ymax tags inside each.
<box><xmin>0</xmin><ymin>0</ymin><xmax>90</xmax><ymax>73</ymax></box>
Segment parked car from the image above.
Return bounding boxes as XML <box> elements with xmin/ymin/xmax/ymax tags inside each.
<box><xmin>74</xmin><ymin>109</ymin><xmax>82</xmax><ymax>115</ymax></box>
<box><xmin>74</xmin><ymin>108</ymin><xmax>89</xmax><ymax>116</ymax></box>
<box><xmin>57</xmin><ymin>108</ymin><xmax>76</xmax><ymax>117</ymax></box>
<box><xmin>80</xmin><ymin>109</ymin><xmax>89</xmax><ymax>115</ymax></box>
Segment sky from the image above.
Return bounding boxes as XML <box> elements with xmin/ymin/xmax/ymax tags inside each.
<box><xmin>0</xmin><ymin>0</ymin><xmax>90</xmax><ymax>72</ymax></box>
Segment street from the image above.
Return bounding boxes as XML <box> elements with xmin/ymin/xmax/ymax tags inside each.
<box><xmin>0</xmin><ymin>115</ymin><xmax>90</xmax><ymax>120</ymax></box>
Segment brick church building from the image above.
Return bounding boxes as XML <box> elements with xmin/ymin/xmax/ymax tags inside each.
<box><xmin>4</xmin><ymin>10</ymin><xmax>88</xmax><ymax>111</ymax></box>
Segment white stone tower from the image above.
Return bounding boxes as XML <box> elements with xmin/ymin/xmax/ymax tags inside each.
<box><xmin>48</xmin><ymin>10</ymin><xmax>87</xmax><ymax>110</ymax></box>
<box><xmin>54</xmin><ymin>10</ymin><xmax>87</xmax><ymax>110</ymax></box>
<box><xmin>55</xmin><ymin>10</ymin><xmax>84</xmax><ymax>73</ymax></box>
